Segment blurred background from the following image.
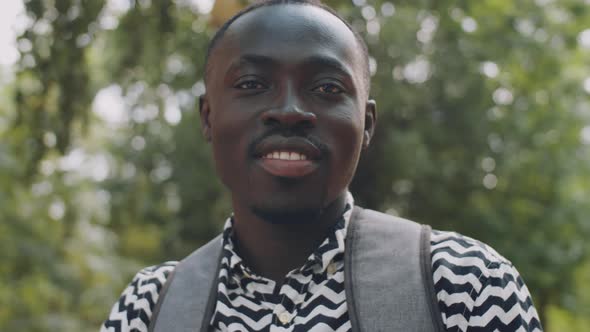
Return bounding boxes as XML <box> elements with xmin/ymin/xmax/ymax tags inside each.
<box><xmin>0</xmin><ymin>0</ymin><xmax>589</xmax><ymax>331</ymax></box>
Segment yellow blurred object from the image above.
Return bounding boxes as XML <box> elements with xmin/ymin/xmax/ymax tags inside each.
<box><xmin>210</xmin><ymin>0</ymin><xmax>248</xmax><ymax>28</ymax></box>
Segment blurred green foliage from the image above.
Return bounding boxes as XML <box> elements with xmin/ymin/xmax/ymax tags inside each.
<box><xmin>1</xmin><ymin>0</ymin><xmax>589</xmax><ymax>331</ymax></box>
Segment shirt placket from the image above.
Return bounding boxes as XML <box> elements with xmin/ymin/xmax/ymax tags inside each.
<box><xmin>269</xmin><ymin>273</ymin><xmax>306</xmax><ymax>332</ymax></box>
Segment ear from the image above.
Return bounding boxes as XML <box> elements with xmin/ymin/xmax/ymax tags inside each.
<box><xmin>363</xmin><ymin>99</ymin><xmax>377</xmax><ymax>149</ymax></box>
<box><xmin>199</xmin><ymin>95</ymin><xmax>212</xmax><ymax>142</ymax></box>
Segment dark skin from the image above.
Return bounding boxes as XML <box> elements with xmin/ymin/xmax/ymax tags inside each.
<box><xmin>200</xmin><ymin>4</ymin><xmax>376</xmax><ymax>283</ymax></box>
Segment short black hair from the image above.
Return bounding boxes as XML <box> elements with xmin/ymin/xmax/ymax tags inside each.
<box><xmin>204</xmin><ymin>0</ymin><xmax>371</xmax><ymax>94</ymax></box>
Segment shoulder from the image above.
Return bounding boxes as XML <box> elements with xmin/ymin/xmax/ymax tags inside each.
<box><xmin>430</xmin><ymin>230</ymin><xmax>542</xmax><ymax>331</ymax></box>
<box><xmin>101</xmin><ymin>261</ymin><xmax>178</xmax><ymax>332</ymax></box>
<box><xmin>430</xmin><ymin>229</ymin><xmax>511</xmax><ymax>279</ymax></box>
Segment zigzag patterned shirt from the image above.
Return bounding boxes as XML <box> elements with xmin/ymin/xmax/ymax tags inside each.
<box><xmin>209</xmin><ymin>200</ymin><xmax>354</xmax><ymax>332</ymax></box>
<box><xmin>101</xmin><ymin>197</ymin><xmax>542</xmax><ymax>331</ymax></box>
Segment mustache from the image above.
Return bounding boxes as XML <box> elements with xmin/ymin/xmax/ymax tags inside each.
<box><xmin>247</xmin><ymin>127</ymin><xmax>330</xmax><ymax>156</ymax></box>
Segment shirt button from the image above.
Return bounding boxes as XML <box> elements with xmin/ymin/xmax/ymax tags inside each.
<box><xmin>278</xmin><ymin>311</ymin><xmax>292</xmax><ymax>325</ymax></box>
<box><xmin>327</xmin><ymin>262</ymin><xmax>338</xmax><ymax>275</ymax></box>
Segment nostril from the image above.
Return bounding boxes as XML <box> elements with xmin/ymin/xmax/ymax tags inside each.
<box><xmin>263</xmin><ymin>116</ymin><xmax>281</xmax><ymax>127</ymax></box>
<box><xmin>261</xmin><ymin>111</ymin><xmax>281</xmax><ymax>126</ymax></box>
<box><xmin>299</xmin><ymin>112</ymin><xmax>317</xmax><ymax>126</ymax></box>
<box><xmin>298</xmin><ymin>117</ymin><xmax>316</xmax><ymax>129</ymax></box>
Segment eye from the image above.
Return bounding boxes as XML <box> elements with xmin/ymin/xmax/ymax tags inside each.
<box><xmin>234</xmin><ymin>80</ymin><xmax>267</xmax><ymax>90</ymax></box>
<box><xmin>313</xmin><ymin>83</ymin><xmax>344</xmax><ymax>94</ymax></box>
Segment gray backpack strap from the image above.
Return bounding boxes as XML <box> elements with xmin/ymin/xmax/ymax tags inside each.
<box><xmin>420</xmin><ymin>219</ymin><xmax>446</xmax><ymax>332</ymax></box>
<box><xmin>149</xmin><ymin>235</ymin><xmax>223</xmax><ymax>332</ymax></box>
<box><xmin>345</xmin><ymin>206</ymin><xmax>444</xmax><ymax>332</ymax></box>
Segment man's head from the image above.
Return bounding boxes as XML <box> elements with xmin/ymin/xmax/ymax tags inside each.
<box><xmin>200</xmin><ymin>0</ymin><xmax>376</xmax><ymax>223</ymax></box>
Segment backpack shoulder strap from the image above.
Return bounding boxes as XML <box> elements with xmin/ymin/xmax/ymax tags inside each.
<box><xmin>149</xmin><ymin>235</ymin><xmax>223</xmax><ymax>332</ymax></box>
<box><xmin>345</xmin><ymin>206</ymin><xmax>444</xmax><ymax>332</ymax></box>
<box><xmin>419</xmin><ymin>217</ymin><xmax>446</xmax><ymax>332</ymax></box>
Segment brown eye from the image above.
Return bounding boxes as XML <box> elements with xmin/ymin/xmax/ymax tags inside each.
<box><xmin>313</xmin><ymin>83</ymin><xmax>344</xmax><ymax>94</ymax></box>
<box><xmin>235</xmin><ymin>81</ymin><xmax>266</xmax><ymax>90</ymax></box>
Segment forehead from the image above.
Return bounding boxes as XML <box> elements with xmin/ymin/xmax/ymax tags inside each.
<box><xmin>209</xmin><ymin>4</ymin><xmax>364</xmax><ymax>80</ymax></box>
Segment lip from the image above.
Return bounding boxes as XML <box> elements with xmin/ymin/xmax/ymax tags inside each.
<box><xmin>258</xmin><ymin>158</ymin><xmax>318</xmax><ymax>178</ymax></box>
<box><xmin>253</xmin><ymin>136</ymin><xmax>322</xmax><ymax>178</ymax></box>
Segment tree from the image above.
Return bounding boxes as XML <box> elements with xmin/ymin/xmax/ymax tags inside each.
<box><xmin>2</xmin><ymin>0</ymin><xmax>589</xmax><ymax>330</ymax></box>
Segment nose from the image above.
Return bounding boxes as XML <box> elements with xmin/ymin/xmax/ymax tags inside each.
<box><xmin>261</xmin><ymin>89</ymin><xmax>317</xmax><ymax>129</ymax></box>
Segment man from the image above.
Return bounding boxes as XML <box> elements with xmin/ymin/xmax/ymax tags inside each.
<box><xmin>102</xmin><ymin>1</ymin><xmax>542</xmax><ymax>331</ymax></box>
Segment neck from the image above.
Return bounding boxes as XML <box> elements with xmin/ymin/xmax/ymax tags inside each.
<box><xmin>231</xmin><ymin>194</ymin><xmax>347</xmax><ymax>283</ymax></box>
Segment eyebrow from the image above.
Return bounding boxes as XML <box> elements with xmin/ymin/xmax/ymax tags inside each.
<box><xmin>226</xmin><ymin>54</ymin><xmax>279</xmax><ymax>76</ymax></box>
<box><xmin>225</xmin><ymin>54</ymin><xmax>355</xmax><ymax>81</ymax></box>
<box><xmin>300</xmin><ymin>55</ymin><xmax>354</xmax><ymax>81</ymax></box>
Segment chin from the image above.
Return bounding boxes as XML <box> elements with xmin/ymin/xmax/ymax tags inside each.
<box><xmin>250</xmin><ymin>204</ymin><xmax>323</xmax><ymax>225</ymax></box>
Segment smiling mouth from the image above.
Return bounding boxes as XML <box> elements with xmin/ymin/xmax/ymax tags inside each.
<box><xmin>262</xmin><ymin>151</ymin><xmax>309</xmax><ymax>161</ymax></box>
<box><xmin>253</xmin><ymin>136</ymin><xmax>323</xmax><ymax>178</ymax></box>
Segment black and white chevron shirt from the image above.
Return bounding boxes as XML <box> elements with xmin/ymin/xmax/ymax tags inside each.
<box><xmin>101</xmin><ymin>195</ymin><xmax>542</xmax><ymax>332</ymax></box>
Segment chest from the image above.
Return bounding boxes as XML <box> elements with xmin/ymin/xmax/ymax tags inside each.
<box><xmin>211</xmin><ymin>259</ymin><xmax>347</xmax><ymax>331</ymax></box>
<box><xmin>149</xmin><ymin>208</ymin><xmax>443</xmax><ymax>332</ymax></box>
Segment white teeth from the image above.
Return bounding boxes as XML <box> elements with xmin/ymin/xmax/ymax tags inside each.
<box><xmin>264</xmin><ymin>151</ymin><xmax>309</xmax><ymax>161</ymax></box>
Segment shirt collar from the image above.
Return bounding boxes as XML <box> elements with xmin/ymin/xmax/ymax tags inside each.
<box><xmin>221</xmin><ymin>192</ymin><xmax>355</xmax><ymax>281</ymax></box>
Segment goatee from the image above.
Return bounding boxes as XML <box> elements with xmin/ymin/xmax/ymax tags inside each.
<box><xmin>251</xmin><ymin>205</ymin><xmax>323</xmax><ymax>225</ymax></box>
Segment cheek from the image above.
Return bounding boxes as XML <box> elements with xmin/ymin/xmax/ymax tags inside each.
<box><xmin>323</xmin><ymin>111</ymin><xmax>365</xmax><ymax>185</ymax></box>
<box><xmin>331</xmin><ymin>109</ymin><xmax>365</xmax><ymax>151</ymax></box>
<box><xmin>209</xmin><ymin>106</ymin><xmax>255</xmax><ymax>187</ymax></box>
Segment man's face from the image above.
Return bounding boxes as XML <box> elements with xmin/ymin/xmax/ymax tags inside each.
<box><xmin>201</xmin><ymin>4</ymin><xmax>375</xmax><ymax>223</ymax></box>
